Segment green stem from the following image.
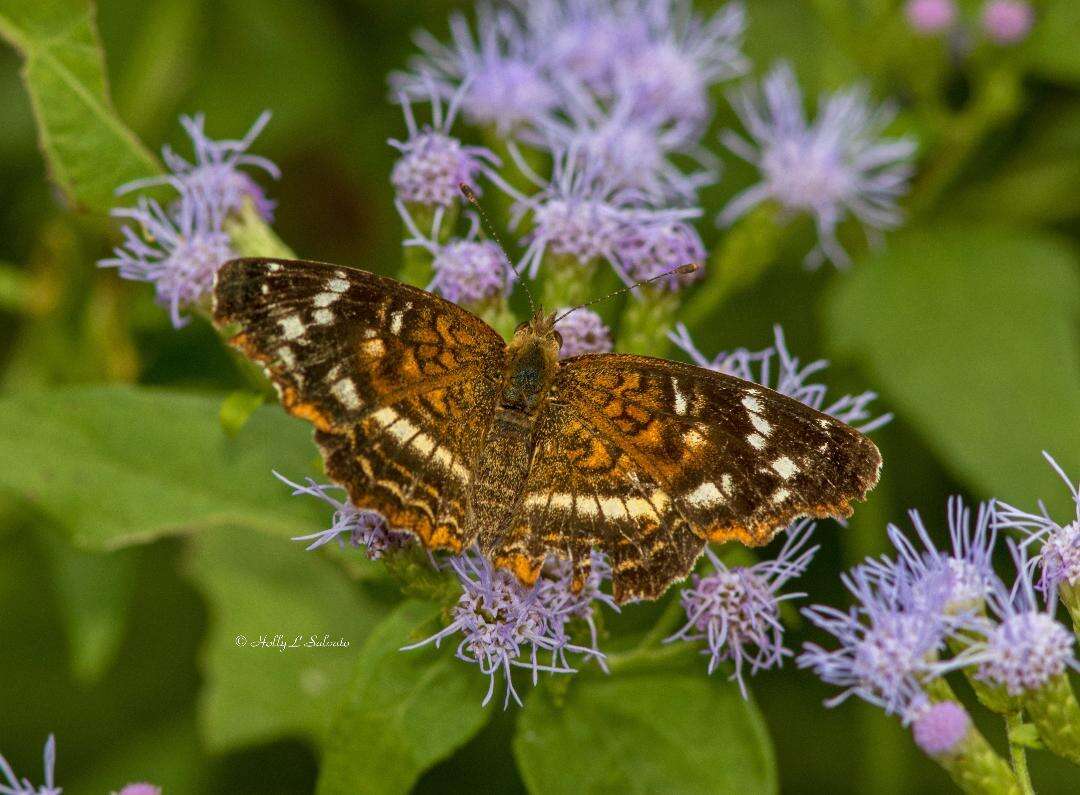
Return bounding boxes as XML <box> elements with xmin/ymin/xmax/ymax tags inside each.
<box><xmin>1023</xmin><ymin>674</ymin><xmax>1080</xmax><ymax>764</ymax></box>
<box><xmin>224</xmin><ymin>199</ymin><xmax>296</xmax><ymax>259</ymax></box>
<box><xmin>617</xmin><ymin>288</ymin><xmax>679</xmax><ymax>356</ymax></box>
<box><xmin>539</xmin><ymin>254</ymin><xmax>596</xmax><ymax>309</ymax></box>
<box><xmin>1005</xmin><ymin>711</ymin><xmax>1036</xmax><ymax>795</ymax></box>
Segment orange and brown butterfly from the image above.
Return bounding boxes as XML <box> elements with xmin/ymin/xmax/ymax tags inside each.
<box><xmin>212</xmin><ymin>257</ymin><xmax>881</xmax><ymax>603</ymax></box>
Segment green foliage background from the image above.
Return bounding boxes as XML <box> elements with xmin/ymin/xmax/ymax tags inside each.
<box><xmin>0</xmin><ymin>0</ymin><xmax>1078</xmax><ymax>792</ymax></box>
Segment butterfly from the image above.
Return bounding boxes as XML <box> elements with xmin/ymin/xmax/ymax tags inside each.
<box><xmin>213</xmin><ymin>257</ymin><xmax>881</xmax><ymax>603</ymax></box>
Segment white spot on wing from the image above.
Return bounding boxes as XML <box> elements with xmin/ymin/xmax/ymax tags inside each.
<box><xmin>771</xmin><ymin>456</ymin><xmax>798</xmax><ymax>480</ymax></box>
<box><xmin>277</xmin><ymin>347</ymin><xmax>296</xmax><ymax>367</ymax></box>
<box><xmin>672</xmin><ymin>380</ymin><xmax>688</xmax><ymax>415</ymax></box>
<box><xmin>771</xmin><ymin>487</ymin><xmax>791</xmax><ymax>504</ymax></box>
<box><xmin>362</xmin><ymin>338</ymin><xmax>385</xmax><ymax>357</ymax></box>
<box><xmin>741</xmin><ymin>395</ymin><xmax>764</xmax><ymax>414</ymax></box>
<box><xmin>330</xmin><ymin>378</ymin><xmax>362</xmax><ymax>409</ymax></box>
<box><xmin>260</xmin><ymin>284</ymin><xmax>270</xmax><ymax>295</ymax></box>
<box><xmin>746</xmin><ymin>433</ymin><xmax>767</xmax><ymax>450</ymax></box>
<box><xmin>750</xmin><ymin>413</ymin><xmax>773</xmax><ymax>436</ymax></box>
<box><xmin>314</xmin><ymin>292</ymin><xmax>338</xmax><ymax>307</ymax></box>
<box><xmin>328</xmin><ymin>278</ymin><xmax>349</xmax><ymax>293</ymax></box>
<box><xmin>721</xmin><ymin>473</ymin><xmax>734</xmax><ymax>495</ymax></box>
<box><xmin>390</xmin><ymin>310</ymin><xmax>404</xmax><ymax>335</ymax></box>
<box><xmin>267</xmin><ymin>262</ymin><xmax>282</xmax><ymax>272</ymax></box>
<box><xmin>575</xmin><ymin>494</ymin><xmax>600</xmax><ymax>517</ymax></box>
<box><xmin>278</xmin><ymin>315</ymin><xmax>305</xmax><ymax>340</ymax></box>
<box><xmin>313</xmin><ymin>308</ymin><xmax>334</xmax><ymax>325</ymax></box>
<box><xmin>686</xmin><ymin>482</ymin><xmax>724</xmax><ymax>508</ymax></box>
<box><xmin>369</xmin><ymin>407</ymin><xmax>398</xmax><ymax>428</ymax></box>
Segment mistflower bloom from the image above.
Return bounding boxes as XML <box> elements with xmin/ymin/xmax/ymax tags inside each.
<box><xmin>536</xmin><ymin>552</ymin><xmax>619</xmax><ymax>671</ymax></box>
<box><xmin>1</xmin><ymin>734</ymin><xmax>59</xmax><ymax>795</ymax></box>
<box><xmin>115</xmin><ymin>786</ymin><xmax>162</xmax><ymax>795</ymax></box>
<box><xmin>395</xmin><ymin>7</ymin><xmax>560</xmax><ymax>134</ymax></box>
<box><xmin>981</xmin><ymin>1</ymin><xmax>1034</xmax><ymax>45</ymax></box>
<box><xmin>617</xmin><ymin>0</ymin><xmax>748</xmax><ymax>140</ymax></box>
<box><xmin>526</xmin><ymin>80</ymin><xmax>718</xmax><ymax>201</ymax></box>
<box><xmin>277</xmin><ymin>473</ymin><xmax>409</xmax><ymax>559</ymax></box>
<box><xmin>799</xmin><ymin>567</ymin><xmax>949</xmax><ymax>722</ymax></box>
<box><xmin>498</xmin><ymin>143</ymin><xmax>698</xmax><ymax>278</ymax></box>
<box><xmin>954</xmin><ymin>550</ymin><xmax>1079</xmax><ymax>696</ymax></box>
<box><xmin>913</xmin><ymin>701</ymin><xmax>970</xmax><ymax>756</ymax></box>
<box><xmin>99</xmin><ymin>193</ymin><xmax>233</xmax><ymax>327</ymax></box>
<box><xmin>554</xmin><ymin>307</ymin><xmax>613</xmax><ymax>358</ymax></box>
<box><xmin>904</xmin><ymin>0</ymin><xmax>958</xmax><ymax>35</ymax></box>
<box><xmin>404</xmin><ymin>551</ymin><xmax>607</xmax><ymax>707</ymax></box>
<box><xmin>994</xmin><ymin>453</ymin><xmax>1080</xmax><ymax>597</ymax></box>
<box><xmin>862</xmin><ymin>498</ymin><xmax>1000</xmax><ymax>618</ymax></box>
<box><xmin>389</xmin><ymin>81</ymin><xmax>500</xmax><ymax>208</ymax></box>
<box><xmin>118</xmin><ymin>111</ymin><xmax>278</xmax><ymax>222</ymax></box>
<box><xmin>719</xmin><ymin>62</ymin><xmax>916</xmax><ymax>269</ymax></box>
<box><xmin>397</xmin><ymin>201</ymin><xmax>511</xmax><ymax>307</ymax></box>
<box><xmin>669</xmin><ymin>322</ymin><xmax>892</xmax><ymax>433</ymax></box>
<box><xmin>667</xmin><ymin>520</ymin><xmax>818</xmax><ymax>696</ymax></box>
<box><xmin>614</xmin><ymin>219</ymin><xmax>706</xmax><ymax>290</ymax></box>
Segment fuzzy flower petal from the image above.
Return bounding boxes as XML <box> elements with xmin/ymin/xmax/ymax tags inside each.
<box><xmin>277</xmin><ymin>473</ymin><xmax>410</xmax><ymax>559</ymax></box>
<box><xmin>0</xmin><ymin>734</ymin><xmax>61</xmax><ymax>795</ymax></box>
<box><xmin>99</xmin><ymin>193</ymin><xmax>233</xmax><ymax>328</ymax></box>
<box><xmin>667</xmin><ymin>520</ymin><xmax>817</xmax><ymax>696</ymax></box>
<box><xmin>719</xmin><ymin>62</ymin><xmax>916</xmax><ymax>269</ymax></box>
<box><xmin>554</xmin><ymin>307</ymin><xmax>613</xmax><ymax>358</ymax></box>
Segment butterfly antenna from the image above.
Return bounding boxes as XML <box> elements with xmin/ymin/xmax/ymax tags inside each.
<box><xmin>552</xmin><ymin>264</ymin><xmax>699</xmax><ymax>325</ymax></box>
<box><xmin>460</xmin><ymin>183</ymin><xmax>536</xmax><ymax>315</ymax></box>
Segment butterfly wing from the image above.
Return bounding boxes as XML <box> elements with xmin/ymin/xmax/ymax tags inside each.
<box><xmin>488</xmin><ymin>353</ymin><xmax>880</xmax><ymax>603</ymax></box>
<box><xmin>213</xmin><ymin>257</ymin><xmax>506</xmax><ymax>551</ymax></box>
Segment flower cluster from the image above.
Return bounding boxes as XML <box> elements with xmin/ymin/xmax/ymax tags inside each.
<box><xmin>800</xmin><ymin>482</ymin><xmax>1080</xmax><ymax>728</ymax></box>
<box><xmin>667</xmin><ymin>520</ymin><xmax>818</xmax><ymax>695</ymax></box>
<box><xmin>719</xmin><ymin>63</ymin><xmax>916</xmax><ymax>269</ymax></box>
<box><xmin>404</xmin><ymin>550</ymin><xmax>616</xmax><ymax>707</ymax></box>
<box><xmin>100</xmin><ymin>113</ymin><xmax>277</xmax><ymax>327</ymax></box>
<box><xmin>904</xmin><ymin>0</ymin><xmax>1035</xmax><ymax>45</ymax></box>
<box><xmin>277</xmin><ymin>473</ymin><xmax>411</xmax><ymax>559</ymax></box>
<box><xmin>669</xmin><ymin>322</ymin><xmax>892</xmax><ymax>433</ymax></box>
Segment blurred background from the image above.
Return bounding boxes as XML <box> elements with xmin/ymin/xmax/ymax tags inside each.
<box><xmin>1</xmin><ymin>0</ymin><xmax>1078</xmax><ymax>792</ymax></box>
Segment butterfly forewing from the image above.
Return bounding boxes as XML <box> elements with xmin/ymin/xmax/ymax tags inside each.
<box><xmin>497</xmin><ymin>354</ymin><xmax>881</xmax><ymax>602</ymax></box>
<box><xmin>213</xmin><ymin>258</ymin><xmax>506</xmax><ymax>551</ymax></box>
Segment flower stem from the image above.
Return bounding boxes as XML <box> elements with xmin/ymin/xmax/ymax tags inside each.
<box><xmin>1005</xmin><ymin>711</ymin><xmax>1036</xmax><ymax>795</ymax></box>
<box><xmin>1023</xmin><ymin>674</ymin><xmax>1080</xmax><ymax>764</ymax></box>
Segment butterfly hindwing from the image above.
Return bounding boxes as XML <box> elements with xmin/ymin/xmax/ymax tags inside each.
<box><xmin>495</xmin><ymin>353</ymin><xmax>881</xmax><ymax>602</ymax></box>
<box><xmin>212</xmin><ymin>258</ymin><xmax>507</xmax><ymax>551</ymax></box>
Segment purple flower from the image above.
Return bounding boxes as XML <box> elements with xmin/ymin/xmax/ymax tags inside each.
<box><xmin>994</xmin><ymin>453</ymin><xmax>1080</xmax><ymax>601</ymax></box>
<box><xmin>904</xmin><ymin>0</ymin><xmax>958</xmax><ymax>34</ymax></box>
<box><xmin>115</xmin><ymin>786</ymin><xmax>161</xmax><ymax>795</ymax></box>
<box><xmin>913</xmin><ymin>701</ymin><xmax>970</xmax><ymax>756</ymax></box>
<box><xmin>719</xmin><ymin>62</ymin><xmax>916</xmax><ymax>269</ymax></box>
<box><xmin>276</xmin><ymin>473</ymin><xmax>410</xmax><ymax>559</ymax></box>
<box><xmin>614</xmin><ymin>219</ymin><xmax>705</xmax><ymax>291</ymax></box>
<box><xmin>951</xmin><ymin>546</ymin><xmax>1079</xmax><ymax>696</ymax></box>
<box><xmin>669</xmin><ymin>323</ymin><xmax>892</xmax><ymax>433</ymax></box>
<box><xmin>119</xmin><ymin>112</ymin><xmax>278</xmax><ymax>222</ymax></box>
<box><xmin>525</xmin><ymin>80</ymin><xmax>718</xmax><ymax>202</ymax></box>
<box><xmin>99</xmin><ymin>193</ymin><xmax>233</xmax><ymax>327</ymax></box>
<box><xmin>395</xmin><ymin>7</ymin><xmax>559</xmax><ymax>134</ymax></box>
<box><xmin>554</xmin><ymin>307</ymin><xmax>613</xmax><ymax>358</ymax></box>
<box><xmin>615</xmin><ymin>0</ymin><xmax>748</xmax><ymax>140</ymax></box>
<box><xmin>667</xmin><ymin>520</ymin><xmax>818</xmax><ymax>696</ymax></box>
<box><xmin>1</xmin><ymin>734</ymin><xmax>60</xmax><ymax>795</ymax></box>
<box><xmin>404</xmin><ymin>551</ymin><xmax>611</xmax><ymax>707</ymax></box>
<box><xmin>397</xmin><ymin>201</ymin><xmax>511</xmax><ymax>308</ymax></box>
<box><xmin>389</xmin><ymin>80</ymin><xmax>500</xmax><ymax>208</ymax></box>
<box><xmin>981</xmin><ymin>1</ymin><xmax>1034</xmax><ymax>45</ymax></box>
<box><xmin>497</xmin><ymin>143</ymin><xmax>699</xmax><ymax>279</ymax></box>
<box><xmin>799</xmin><ymin>567</ymin><xmax>949</xmax><ymax>722</ymax></box>
<box><xmin>862</xmin><ymin>498</ymin><xmax>1000</xmax><ymax>617</ymax></box>
<box><xmin>537</xmin><ymin>552</ymin><xmax>620</xmax><ymax>672</ymax></box>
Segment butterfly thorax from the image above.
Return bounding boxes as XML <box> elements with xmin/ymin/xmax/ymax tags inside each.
<box><xmin>500</xmin><ymin>321</ymin><xmax>560</xmax><ymax>417</ymax></box>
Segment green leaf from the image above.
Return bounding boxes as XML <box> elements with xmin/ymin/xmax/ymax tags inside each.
<box><xmin>187</xmin><ymin>525</ymin><xmax>385</xmax><ymax>751</ymax></box>
<box><xmin>514</xmin><ymin>666</ymin><xmax>777</xmax><ymax>795</ymax></box>
<box><xmin>0</xmin><ymin>0</ymin><xmax>160</xmax><ymax>212</ymax></box>
<box><xmin>0</xmin><ymin>385</ymin><xmax>325</xmax><ymax>549</ymax></box>
<box><xmin>219</xmin><ymin>389</ymin><xmax>265</xmax><ymax>437</ymax></box>
<box><xmin>317</xmin><ymin>600</ymin><xmax>492</xmax><ymax>795</ymax></box>
<box><xmin>825</xmin><ymin>226</ymin><xmax>1080</xmax><ymax>510</ymax></box>
<box><xmin>38</xmin><ymin>526</ymin><xmax>139</xmax><ymax>681</ymax></box>
<box><xmin>1025</xmin><ymin>0</ymin><xmax>1080</xmax><ymax>85</ymax></box>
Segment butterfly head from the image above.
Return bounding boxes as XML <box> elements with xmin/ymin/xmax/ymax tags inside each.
<box><xmin>514</xmin><ymin>307</ymin><xmax>563</xmax><ymax>354</ymax></box>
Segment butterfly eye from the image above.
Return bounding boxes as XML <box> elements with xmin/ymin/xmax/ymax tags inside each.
<box><xmin>515</xmin><ymin>321</ymin><xmax>530</xmax><ymax>335</ymax></box>
<box><xmin>552</xmin><ymin>330</ymin><xmax>563</xmax><ymax>349</ymax></box>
